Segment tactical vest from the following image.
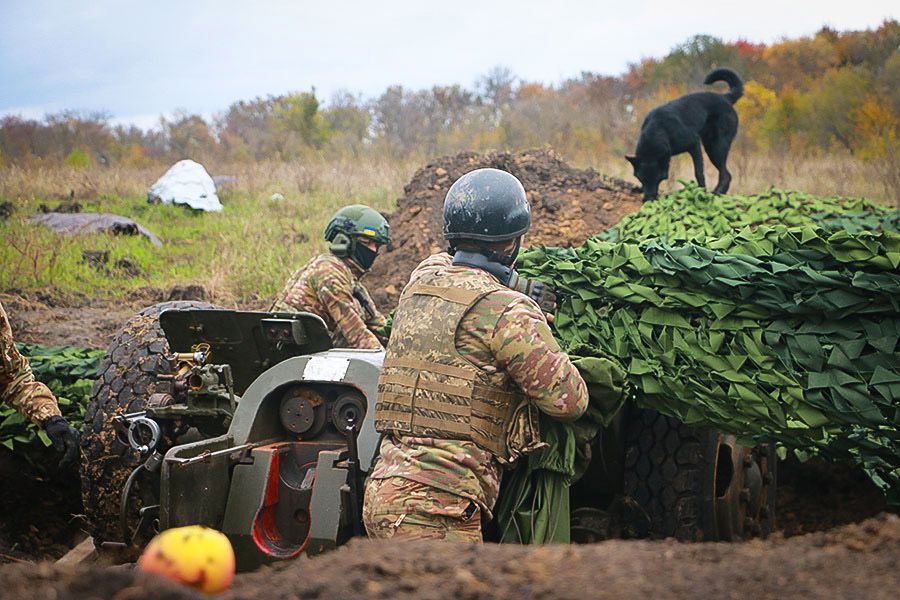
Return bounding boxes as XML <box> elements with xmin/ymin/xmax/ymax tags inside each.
<box><xmin>374</xmin><ymin>268</ymin><xmax>528</xmax><ymax>461</ymax></box>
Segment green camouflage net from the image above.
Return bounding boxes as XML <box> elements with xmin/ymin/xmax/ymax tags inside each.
<box><xmin>600</xmin><ymin>184</ymin><xmax>900</xmax><ymax>243</ymax></box>
<box><xmin>519</xmin><ymin>187</ymin><xmax>900</xmax><ymax>505</ymax></box>
<box><xmin>1</xmin><ymin>344</ymin><xmax>104</xmax><ymax>461</ymax></box>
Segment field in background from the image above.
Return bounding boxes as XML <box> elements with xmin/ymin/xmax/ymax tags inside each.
<box><xmin>0</xmin><ymin>157</ymin><xmax>413</xmax><ymax>304</ymax></box>
<box><xmin>0</xmin><ymin>151</ymin><xmax>893</xmax><ymax>305</ymax></box>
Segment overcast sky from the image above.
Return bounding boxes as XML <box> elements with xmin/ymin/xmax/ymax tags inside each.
<box><xmin>0</xmin><ymin>1</ymin><xmax>896</xmax><ymax>130</ymax></box>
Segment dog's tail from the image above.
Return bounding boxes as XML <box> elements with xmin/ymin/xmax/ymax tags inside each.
<box><xmin>704</xmin><ymin>68</ymin><xmax>743</xmax><ymax>104</ymax></box>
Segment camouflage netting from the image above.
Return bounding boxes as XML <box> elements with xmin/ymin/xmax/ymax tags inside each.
<box><xmin>2</xmin><ymin>344</ymin><xmax>103</xmax><ymax>458</ymax></box>
<box><xmin>519</xmin><ymin>185</ymin><xmax>900</xmax><ymax>503</ymax></box>
<box><xmin>601</xmin><ymin>184</ymin><xmax>900</xmax><ymax>243</ymax></box>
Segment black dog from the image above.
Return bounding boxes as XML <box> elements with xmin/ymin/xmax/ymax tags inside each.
<box><xmin>626</xmin><ymin>68</ymin><xmax>743</xmax><ymax>201</ymax></box>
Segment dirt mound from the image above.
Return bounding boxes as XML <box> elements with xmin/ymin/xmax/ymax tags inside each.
<box><xmin>2</xmin><ymin>514</ymin><xmax>897</xmax><ymax>600</ymax></box>
<box><xmin>364</xmin><ymin>149</ymin><xmax>642</xmax><ymax>310</ymax></box>
<box><xmin>232</xmin><ymin>515</ymin><xmax>900</xmax><ymax>600</ymax></box>
<box><xmin>0</xmin><ymin>562</ymin><xmax>197</xmax><ymax>600</ymax></box>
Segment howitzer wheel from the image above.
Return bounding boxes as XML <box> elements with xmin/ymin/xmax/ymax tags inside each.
<box><xmin>80</xmin><ymin>301</ymin><xmax>217</xmax><ymax>550</ymax></box>
<box><xmin>623</xmin><ymin>407</ymin><xmax>776</xmax><ymax>541</ymax></box>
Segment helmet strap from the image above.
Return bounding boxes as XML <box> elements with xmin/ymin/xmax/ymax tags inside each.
<box><xmin>504</xmin><ymin>238</ymin><xmax>521</xmax><ymax>265</ymax></box>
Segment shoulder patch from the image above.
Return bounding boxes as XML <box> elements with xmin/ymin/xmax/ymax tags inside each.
<box><xmin>534</xmin><ymin>320</ymin><xmax>561</xmax><ymax>353</ymax></box>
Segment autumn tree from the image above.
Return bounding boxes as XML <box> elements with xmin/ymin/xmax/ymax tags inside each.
<box><xmin>160</xmin><ymin>110</ymin><xmax>218</xmax><ymax>160</ymax></box>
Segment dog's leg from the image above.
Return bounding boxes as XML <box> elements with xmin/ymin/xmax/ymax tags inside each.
<box><xmin>689</xmin><ymin>140</ymin><xmax>706</xmax><ymax>189</ymax></box>
<box><xmin>703</xmin><ymin>117</ymin><xmax>737</xmax><ymax>194</ymax></box>
<box><xmin>703</xmin><ymin>135</ymin><xmax>733</xmax><ymax>194</ymax></box>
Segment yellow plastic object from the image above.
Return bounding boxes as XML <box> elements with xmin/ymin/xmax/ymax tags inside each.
<box><xmin>138</xmin><ymin>525</ymin><xmax>236</xmax><ymax>594</ymax></box>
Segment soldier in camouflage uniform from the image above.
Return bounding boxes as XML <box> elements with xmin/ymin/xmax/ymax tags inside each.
<box><xmin>364</xmin><ymin>168</ymin><xmax>589</xmax><ymax>542</ymax></box>
<box><xmin>0</xmin><ymin>301</ymin><xmax>80</xmax><ymax>467</ymax></box>
<box><xmin>271</xmin><ymin>205</ymin><xmax>390</xmax><ymax>350</ymax></box>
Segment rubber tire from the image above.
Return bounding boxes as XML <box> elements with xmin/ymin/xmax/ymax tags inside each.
<box><xmin>623</xmin><ymin>406</ymin><xmax>716</xmax><ymax>541</ymax></box>
<box><xmin>80</xmin><ymin>301</ymin><xmax>216</xmax><ymax>546</ymax></box>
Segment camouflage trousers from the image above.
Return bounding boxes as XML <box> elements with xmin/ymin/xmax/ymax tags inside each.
<box><xmin>362</xmin><ymin>476</ymin><xmax>483</xmax><ymax>542</ymax></box>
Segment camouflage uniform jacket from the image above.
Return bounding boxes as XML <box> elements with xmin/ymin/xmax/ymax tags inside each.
<box><xmin>369</xmin><ymin>253</ymin><xmax>588</xmax><ymax>519</ymax></box>
<box><xmin>0</xmin><ymin>302</ymin><xmax>60</xmax><ymax>426</ymax></box>
<box><xmin>272</xmin><ymin>253</ymin><xmax>387</xmax><ymax>350</ymax></box>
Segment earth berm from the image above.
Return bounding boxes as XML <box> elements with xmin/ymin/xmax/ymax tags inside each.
<box><xmin>1</xmin><ymin>514</ymin><xmax>897</xmax><ymax>600</ymax></box>
<box><xmin>364</xmin><ymin>148</ymin><xmax>642</xmax><ymax>310</ymax></box>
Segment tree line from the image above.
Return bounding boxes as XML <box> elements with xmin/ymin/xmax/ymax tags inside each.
<box><xmin>1</xmin><ymin>20</ymin><xmax>897</xmax><ymax>169</ymax></box>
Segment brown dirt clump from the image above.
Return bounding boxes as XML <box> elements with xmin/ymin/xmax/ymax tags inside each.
<box><xmin>0</xmin><ymin>562</ymin><xmax>197</xmax><ymax>600</ymax></box>
<box><xmin>2</xmin><ymin>514</ymin><xmax>897</xmax><ymax>600</ymax></box>
<box><xmin>364</xmin><ymin>149</ymin><xmax>642</xmax><ymax>310</ymax></box>
<box><xmin>1</xmin><ymin>290</ymin><xmax>165</xmax><ymax>349</ymax></box>
<box><xmin>6</xmin><ymin>303</ymin><xmax>135</xmax><ymax>349</ymax></box>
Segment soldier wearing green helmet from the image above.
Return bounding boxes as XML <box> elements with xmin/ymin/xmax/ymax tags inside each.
<box><xmin>272</xmin><ymin>204</ymin><xmax>391</xmax><ymax>349</ymax></box>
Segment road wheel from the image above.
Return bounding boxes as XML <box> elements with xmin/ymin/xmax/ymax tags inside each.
<box><xmin>623</xmin><ymin>407</ymin><xmax>776</xmax><ymax>541</ymax></box>
<box><xmin>80</xmin><ymin>301</ymin><xmax>215</xmax><ymax>548</ymax></box>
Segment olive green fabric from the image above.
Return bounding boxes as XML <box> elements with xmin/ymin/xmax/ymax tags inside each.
<box><xmin>495</xmin><ymin>356</ymin><xmax>626</xmax><ymax>544</ymax></box>
<box><xmin>494</xmin><ymin>414</ymin><xmax>574</xmax><ymax>544</ymax></box>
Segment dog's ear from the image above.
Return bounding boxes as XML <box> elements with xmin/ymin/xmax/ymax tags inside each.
<box><xmin>625</xmin><ymin>154</ymin><xmax>637</xmax><ymax>166</ymax></box>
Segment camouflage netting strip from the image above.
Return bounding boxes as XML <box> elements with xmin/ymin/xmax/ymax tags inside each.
<box><xmin>599</xmin><ymin>184</ymin><xmax>900</xmax><ymax>243</ymax></box>
<box><xmin>519</xmin><ymin>191</ymin><xmax>900</xmax><ymax>504</ymax></box>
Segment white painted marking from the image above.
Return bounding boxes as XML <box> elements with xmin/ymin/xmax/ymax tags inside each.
<box><xmin>303</xmin><ymin>356</ymin><xmax>350</xmax><ymax>381</ymax></box>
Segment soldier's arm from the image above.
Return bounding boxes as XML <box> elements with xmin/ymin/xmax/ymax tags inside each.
<box><xmin>354</xmin><ymin>284</ymin><xmax>389</xmax><ymax>345</ymax></box>
<box><xmin>0</xmin><ymin>304</ymin><xmax>61</xmax><ymax>426</ymax></box>
<box><xmin>319</xmin><ymin>274</ymin><xmax>384</xmax><ymax>350</ymax></box>
<box><xmin>490</xmin><ymin>296</ymin><xmax>588</xmax><ymax>422</ymax></box>
<box><xmin>354</xmin><ymin>284</ymin><xmax>386</xmax><ymax>329</ymax></box>
<box><xmin>271</xmin><ymin>267</ymin><xmax>306</xmax><ymax>313</ymax></box>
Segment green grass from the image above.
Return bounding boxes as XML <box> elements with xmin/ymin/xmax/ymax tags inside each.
<box><xmin>0</xmin><ymin>187</ymin><xmax>398</xmax><ymax>304</ymax></box>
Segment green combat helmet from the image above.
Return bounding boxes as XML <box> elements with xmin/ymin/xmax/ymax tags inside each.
<box><xmin>324</xmin><ymin>204</ymin><xmax>391</xmax><ymax>270</ymax></box>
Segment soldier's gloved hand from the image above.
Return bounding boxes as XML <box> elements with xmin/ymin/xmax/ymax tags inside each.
<box><xmin>44</xmin><ymin>416</ymin><xmax>80</xmax><ymax>469</ymax></box>
<box><xmin>515</xmin><ymin>278</ymin><xmax>558</xmax><ymax>316</ymax></box>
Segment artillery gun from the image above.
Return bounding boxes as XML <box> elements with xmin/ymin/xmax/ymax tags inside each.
<box><xmin>80</xmin><ymin>302</ymin><xmax>775</xmax><ymax>569</ymax></box>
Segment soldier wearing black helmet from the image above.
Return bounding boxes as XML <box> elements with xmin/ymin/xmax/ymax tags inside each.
<box><xmin>363</xmin><ymin>168</ymin><xmax>588</xmax><ymax>542</ymax></box>
<box><xmin>272</xmin><ymin>204</ymin><xmax>390</xmax><ymax>349</ymax></box>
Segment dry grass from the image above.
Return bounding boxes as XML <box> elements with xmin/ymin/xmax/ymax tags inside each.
<box><xmin>587</xmin><ymin>150</ymin><xmax>897</xmax><ymax>206</ymax></box>
<box><xmin>2</xmin><ymin>152</ymin><xmax>892</xmax><ymax>205</ymax></box>
<box><xmin>0</xmin><ymin>151</ymin><xmax>894</xmax><ymax>306</ymax></box>
<box><xmin>0</xmin><ymin>156</ymin><xmax>419</xmax><ymax>201</ymax></box>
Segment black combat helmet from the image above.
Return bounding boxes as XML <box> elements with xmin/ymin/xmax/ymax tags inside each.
<box><xmin>443</xmin><ymin>168</ymin><xmax>531</xmax><ymax>242</ymax></box>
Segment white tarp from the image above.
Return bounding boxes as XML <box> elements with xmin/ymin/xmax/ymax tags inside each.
<box><xmin>148</xmin><ymin>159</ymin><xmax>223</xmax><ymax>212</ymax></box>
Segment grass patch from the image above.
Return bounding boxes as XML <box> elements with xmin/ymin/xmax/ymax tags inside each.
<box><xmin>0</xmin><ymin>187</ymin><xmax>398</xmax><ymax>304</ymax></box>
